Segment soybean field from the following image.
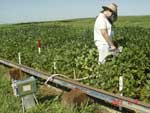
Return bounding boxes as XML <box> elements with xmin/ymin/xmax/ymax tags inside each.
<box><xmin>0</xmin><ymin>16</ymin><xmax>150</xmax><ymax>113</ymax></box>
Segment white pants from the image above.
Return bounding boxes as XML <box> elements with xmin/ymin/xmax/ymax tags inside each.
<box><xmin>95</xmin><ymin>41</ymin><xmax>111</xmax><ymax>64</ymax></box>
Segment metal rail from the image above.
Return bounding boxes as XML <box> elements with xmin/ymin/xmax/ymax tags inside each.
<box><xmin>0</xmin><ymin>59</ymin><xmax>150</xmax><ymax>113</ymax></box>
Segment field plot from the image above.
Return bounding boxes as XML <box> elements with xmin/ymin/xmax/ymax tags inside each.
<box><xmin>0</xmin><ymin>16</ymin><xmax>150</xmax><ymax>112</ymax></box>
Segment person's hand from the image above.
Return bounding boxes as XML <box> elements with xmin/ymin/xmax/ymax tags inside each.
<box><xmin>109</xmin><ymin>45</ymin><xmax>116</xmax><ymax>51</ymax></box>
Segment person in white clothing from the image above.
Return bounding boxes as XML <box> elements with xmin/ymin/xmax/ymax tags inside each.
<box><xmin>94</xmin><ymin>3</ymin><xmax>118</xmax><ymax>64</ymax></box>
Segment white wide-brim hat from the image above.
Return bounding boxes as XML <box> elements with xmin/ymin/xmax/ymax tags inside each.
<box><xmin>102</xmin><ymin>3</ymin><xmax>118</xmax><ymax>14</ymax></box>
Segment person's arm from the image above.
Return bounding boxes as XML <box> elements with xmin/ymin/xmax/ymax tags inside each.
<box><xmin>100</xmin><ymin>29</ymin><xmax>116</xmax><ymax>50</ymax></box>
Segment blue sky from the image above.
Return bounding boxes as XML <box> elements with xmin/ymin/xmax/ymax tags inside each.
<box><xmin>0</xmin><ymin>0</ymin><xmax>150</xmax><ymax>24</ymax></box>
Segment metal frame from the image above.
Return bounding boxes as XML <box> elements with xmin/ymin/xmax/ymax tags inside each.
<box><xmin>0</xmin><ymin>59</ymin><xmax>150</xmax><ymax>113</ymax></box>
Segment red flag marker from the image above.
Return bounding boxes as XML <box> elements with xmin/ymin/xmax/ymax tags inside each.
<box><xmin>37</xmin><ymin>39</ymin><xmax>41</xmax><ymax>54</ymax></box>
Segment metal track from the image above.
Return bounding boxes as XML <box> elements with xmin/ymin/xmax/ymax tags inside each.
<box><xmin>0</xmin><ymin>59</ymin><xmax>150</xmax><ymax>113</ymax></box>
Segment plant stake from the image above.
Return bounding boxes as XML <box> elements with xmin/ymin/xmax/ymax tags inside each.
<box><xmin>37</xmin><ymin>39</ymin><xmax>41</xmax><ymax>54</ymax></box>
<box><xmin>119</xmin><ymin>76</ymin><xmax>123</xmax><ymax>111</ymax></box>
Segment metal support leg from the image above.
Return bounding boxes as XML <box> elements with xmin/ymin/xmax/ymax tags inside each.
<box><xmin>21</xmin><ymin>97</ymin><xmax>25</xmax><ymax>113</ymax></box>
<box><xmin>33</xmin><ymin>94</ymin><xmax>39</xmax><ymax>105</ymax></box>
<box><xmin>21</xmin><ymin>94</ymin><xmax>38</xmax><ymax>112</ymax></box>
